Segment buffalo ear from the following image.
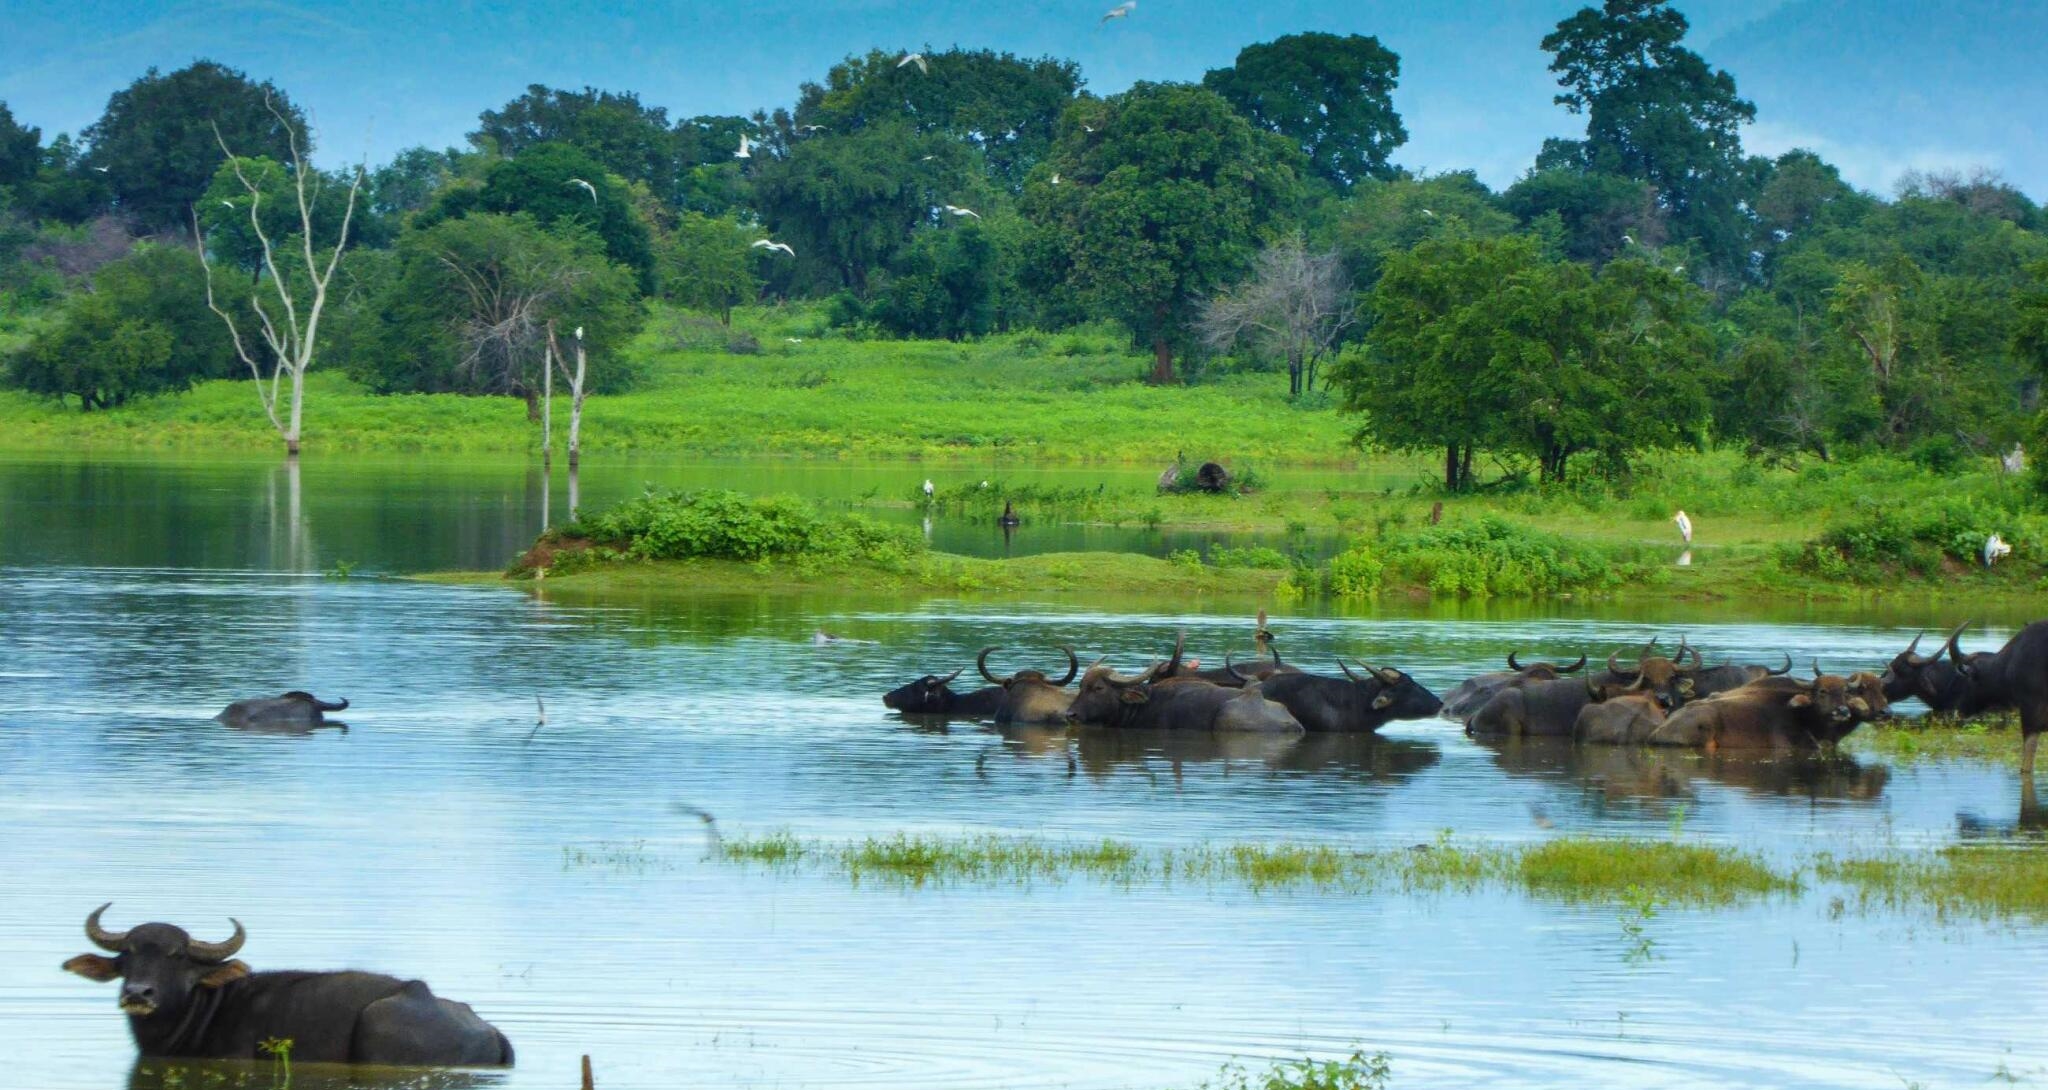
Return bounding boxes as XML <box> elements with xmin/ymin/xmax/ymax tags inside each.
<box><xmin>1788</xmin><ymin>694</ymin><xmax>1813</xmax><ymax>708</ymax></box>
<box><xmin>63</xmin><ymin>954</ymin><xmax>121</xmax><ymax>982</ymax></box>
<box><xmin>199</xmin><ymin>960</ymin><xmax>250</xmax><ymax>989</ymax></box>
<box><xmin>1119</xmin><ymin>687</ymin><xmax>1149</xmax><ymax>704</ymax></box>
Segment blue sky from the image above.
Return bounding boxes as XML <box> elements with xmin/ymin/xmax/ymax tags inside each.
<box><xmin>4</xmin><ymin>0</ymin><xmax>2042</xmax><ymax>197</ymax></box>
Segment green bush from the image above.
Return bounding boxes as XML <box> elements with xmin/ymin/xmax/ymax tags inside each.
<box><xmin>561</xmin><ymin>488</ymin><xmax>923</xmax><ymax>569</ymax></box>
<box><xmin>1792</xmin><ymin>496</ymin><xmax>2041</xmax><ymax>581</ymax></box>
<box><xmin>1208</xmin><ymin>545</ymin><xmax>1292</xmax><ymax>570</ymax></box>
<box><xmin>1327</xmin><ymin>542</ymin><xmax>1385</xmax><ymax>598</ymax></box>
<box><xmin>1379</xmin><ymin>515</ymin><xmax>1621</xmax><ymax>598</ymax></box>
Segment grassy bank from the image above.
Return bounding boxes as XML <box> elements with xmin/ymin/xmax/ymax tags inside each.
<box><xmin>0</xmin><ymin>308</ymin><xmax>1358</xmax><ymax>463</ymax></box>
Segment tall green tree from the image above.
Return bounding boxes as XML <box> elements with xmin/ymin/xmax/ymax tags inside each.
<box><xmin>0</xmin><ymin>102</ymin><xmax>40</xmax><ymax>197</ymax></box>
<box><xmin>1203</xmin><ymin>32</ymin><xmax>1407</xmax><ymax>189</ymax></box>
<box><xmin>81</xmin><ymin>61</ymin><xmax>305</xmax><ymax>232</ymax></box>
<box><xmin>198</xmin><ymin>156</ymin><xmax>390</xmax><ymax>272</ymax></box>
<box><xmin>794</xmin><ymin>48</ymin><xmax>1081</xmax><ymax>192</ymax></box>
<box><xmin>873</xmin><ymin>221</ymin><xmax>1001</xmax><ymax>340</ymax></box>
<box><xmin>660</xmin><ymin>212</ymin><xmax>761</xmax><ymax>325</ymax></box>
<box><xmin>1327</xmin><ymin>171</ymin><xmax>1517</xmax><ymax>291</ymax></box>
<box><xmin>423</xmin><ymin>143</ymin><xmax>656</xmax><ymax>292</ymax></box>
<box><xmin>473</xmin><ymin>85</ymin><xmax>680</xmax><ymax>191</ymax></box>
<box><xmin>1028</xmin><ymin>83</ymin><xmax>1299</xmax><ymax>383</ymax></box>
<box><xmin>1541</xmin><ymin>0</ymin><xmax>1757</xmax><ymax>272</ymax></box>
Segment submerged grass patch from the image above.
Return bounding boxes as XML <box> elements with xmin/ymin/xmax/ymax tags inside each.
<box><xmin>1819</xmin><ymin>844</ymin><xmax>2048</xmax><ymax>923</ymax></box>
<box><xmin>1517</xmin><ymin>838</ymin><xmax>1798</xmax><ymax>905</ymax></box>
<box><xmin>1847</xmin><ymin>714</ymin><xmax>2020</xmax><ymax>765</ymax></box>
<box><xmin>1200</xmin><ymin>1050</ymin><xmax>1392</xmax><ymax>1090</ymax></box>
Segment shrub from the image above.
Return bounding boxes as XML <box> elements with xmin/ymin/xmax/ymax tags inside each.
<box><xmin>557</xmin><ymin>489</ymin><xmax>922</xmax><ymax>570</ymax></box>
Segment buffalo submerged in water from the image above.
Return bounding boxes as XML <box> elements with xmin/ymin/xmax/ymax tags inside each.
<box><xmin>63</xmin><ymin>905</ymin><xmax>513</xmax><ymax>1067</ymax></box>
<box><xmin>214</xmin><ymin>692</ymin><xmax>349</xmax><ymax>731</ymax></box>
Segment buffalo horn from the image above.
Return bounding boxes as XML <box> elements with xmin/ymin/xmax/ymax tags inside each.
<box><xmin>1338</xmin><ymin>660</ymin><xmax>1364</xmax><ymax>684</ymax></box>
<box><xmin>1811</xmin><ymin>659</ymin><xmax>1825</xmax><ymax>680</ymax></box>
<box><xmin>1686</xmin><ymin>644</ymin><xmax>1703</xmax><ymax>670</ymax></box>
<box><xmin>1766</xmin><ymin>653</ymin><xmax>1792</xmax><ymax>676</ymax></box>
<box><xmin>186</xmin><ymin>919</ymin><xmax>246</xmax><ymax>964</ymax></box>
<box><xmin>1506</xmin><ymin>651</ymin><xmax>1525</xmax><ymax>671</ymax></box>
<box><xmin>1941</xmin><ymin>622</ymin><xmax>1972</xmax><ymax>665</ymax></box>
<box><xmin>1903</xmin><ymin>631</ymin><xmax>1927</xmax><ymax>666</ymax></box>
<box><xmin>976</xmin><ymin>647</ymin><xmax>1010</xmax><ymax>686</ymax></box>
<box><xmin>1223</xmin><ymin>650</ymin><xmax>1253</xmax><ymax>685</ymax></box>
<box><xmin>1051</xmin><ymin>646</ymin><xmax>1079</xmax><ymax>687</ymax></box>
<box><xmin>1559</xmin><ymin>654</ymin><xmax>1588</xmax><ymax>674</ymax></box>
<box><xmin>1608</xmin><ymin>649</ymin><xmax>1641</xmax><ymax>680</ymax></box>
<box><xmin>85</xmin><ymin>903</ymin><xmax>128</xmax><ymax>952</ymax></box>
<box><xmin>938</xmin><ymin>667</ymin><xmax>964</xmax><ymax>686</ymax></box>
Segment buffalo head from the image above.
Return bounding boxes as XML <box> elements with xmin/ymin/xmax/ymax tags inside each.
<box><xmin>1605</xmin><ymin>637</ymin><xmax>1702</xmax><ymax>709</ymax></box>
<box><xmin>64</xmin><ymin>904</ymin><xmax>249</xmax><ymax>1022</ymax></box>
<box><xmin>1333</xmin><ymin>659</ymin><xmax>1444</xmax><ymax>718</ymax></box>
<box><xmin>883</xmin><ymin>668</ymin><xmax>965</xmax><ymax>712</ymax></box>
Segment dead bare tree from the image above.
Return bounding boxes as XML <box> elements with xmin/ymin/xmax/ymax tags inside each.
<box><xmin>546</xmin><ymin>322</ymin><xmax>590</xmax><ymax>469</ymax></box>
<box><xmin>194</xmin><ymin>98</ymin><xmax>362</xmax><ymax>458</ymax></box>
<box><xmin>1198</xmin><ymin>234</ymin><xmax>1355</xmax><ymax>398</ymax></box>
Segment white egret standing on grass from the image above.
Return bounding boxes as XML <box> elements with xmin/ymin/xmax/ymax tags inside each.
<box><xmin>899</xmin><ymin>52</ymin><xmax>928</xmax><ymax>74</ymax></box>
<box><xmin>1101</xmin><ymin>1</ymin><xmax>1136</xmax><ymax>24</ymax></box>
<box><xmin>566</xmin><ymin>177</ymin><xmax>598</xmax><ymax>203</ymax></box>
<box><xmin>1674</xmin><ymin>510</ymin><xmax>1693</xmax><ymax>544</ymax></box>
<box><xmin>750</xmin><ymin>239</ymin><xmax>795</xmax><ymax>257</ymax></box>
<box><xmin>2005</xmin><ymin>442</ymin><xmax>2027</xmax><ymax>475</ymax></box>
<box><xmin>1985</xmin><ymin>533</ymin><xmax>2013</xmax><ymax>567</ymax></box>
<box><xmin>923</xmin><ymin>479</ymin><xmax>936</xmax><ymax>501</ymax></box>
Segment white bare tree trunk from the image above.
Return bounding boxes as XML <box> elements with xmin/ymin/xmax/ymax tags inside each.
<box><xmin>194</xmin><ymin>97</ymin><xmax>362</xmax><ymax>459</ymax></box>
<box><xmin>541</xmin><ymin>329</ymin><xmax>555</xmax><ymax>469</ymax></box>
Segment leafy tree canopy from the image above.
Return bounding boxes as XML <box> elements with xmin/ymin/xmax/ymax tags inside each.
<box><xmin>1204</xmin><ymin>32</ymin><xmax>1407</xmax><ymax>189</ymax></box>
<box><xmin>423</xmin><ymin>142</ymin><xmax>656</xmax><ymax>292</ymax></box>
<box><xmin>82</xmin><ymin>61</ymin><xmax>306</xmax><ymax>232</ymax></box>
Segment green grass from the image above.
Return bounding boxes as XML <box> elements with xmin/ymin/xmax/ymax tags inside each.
<box><xmin>1199</xmin><ymin>1051</ymin><xmax>1392</xmax><ymax>1090</ymax></box>
<box><xmin>1819</xmin><ymin>845</ymin><xmax>2048</xmax><ymax>923</ymax></box>
<box><xmin>1516</xmin><ymin>838</ymin><xmax>1797</xmax><ymax>905</ymax></box>
<box><xmin>1847</xmin><ymin>714</ymin><xmax>2021</xmax><ymax>765</ymax></box>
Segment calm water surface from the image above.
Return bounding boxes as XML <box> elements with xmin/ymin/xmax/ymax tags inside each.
<box><xmin>1</xmin><ymin>455</ymin><xmax>2044</xmax><ymax>1090</ymax></box>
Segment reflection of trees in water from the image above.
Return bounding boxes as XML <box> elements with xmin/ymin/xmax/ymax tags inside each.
<box><xmin>1475</xmin><ymin>736</ymin><xmax>1890</xmax><ymax>814</ymax></box>
<box><xmin>984</xmin><ymin>725</ymin><xmax>1440</xmax><ymax>784</ymax></box>
<box><xmin>129</xmin><ymin>1058</ymin><xmax>507</xmax><ymax>1090</ymax></box>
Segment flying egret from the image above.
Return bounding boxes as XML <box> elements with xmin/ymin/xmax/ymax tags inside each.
<box><xmin>566</xmin><ymin>177</ymin><xmax>598</xmax><ymax>202</ymax></box>
<box><xmin>1985</xmin><ymin>533</ymin><xmax>2013</xmax><ymax>567</ymax></box>
<box><xmin>734</xmin><ymin>133</ymin><xmax>752</xmax><ymax>159</ymax></box>
<box><xmin>750</xmin><ymin>239</ymin><xmax>795</xmax><ymax>257</ymax></box>
<box><xmin>920</xmin><ymin>155</ymin><xmax>936</xmax><ymax>162</ymax></box>
<box><xmin>1673</xmin><ymin>264</ymin><xmax>1685</xmax><ymax>274</ymax></box>
<box><xmin>1082</xmin><ymin>123</ymin><xmax>1096</xmax><ymax>133</ymax></box>
<box><xmin>799</xmin><ymin>124</ymin><xmax>825</xmax><ymax>133</ymax></box>
<box><xmin>2004</xmin><ymin>442</ymin><xmax>2026</xmax><ymax>475</ymax></box>
<box><xmin>899</xmin><ymin>52</ymin><xmax>928</xmax><ymax>74</ymax></box>
<box><xmin>1420</xmin><ymin>208</ymin><xmax>1435</xmax><ymax>218</ymax></box>
<box><xmin>220</xmin><ymin>200</ymin><xmax>235</xmax><ymax>208</ymax></box>
<box><xmin>1101</xmin><ymin>0</ymin><xmax>1136</xmax><ymax>24</ymax></box>
<box><xmin>1673</xmin><ymin>510</ymin><xmax>1693</xmax><ymax>544</ymax></box>
<box><xmin>944</xmin><ymin>205</ymin><xmax>981</xmax><ymax>220</ymax></box>
<box><xmin>1051</xmin><ymin>172</ymin><xmax>1061</xmax><ymax>185</ymax></box>
<box><xmin>1623</xmin><ymin>233</ymin><xmax>1637</xmax><ymax>246</ymax></box>
<box><xmin>91</xmin><ymin>166</ymin><xmax>109</xmax><ymax>173</ymax></box>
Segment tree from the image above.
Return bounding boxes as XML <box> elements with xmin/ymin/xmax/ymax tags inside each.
<box><xmin>84</xmin><ymin>61</ymin><xmax>305</xmax><ymax>232</ymax></box>
<box><xmin>423</xmin><ymin>142</ymin><xmax>656</xmax><ymax>293</ymax></box>
<box><xmin>6</xmin><ymin>243</ymin><xmax>240</xmax><ymax>407</ymax></box>
<box><xmin>795</xmin><ymin>49</ymin><xmax>1081</xmax><ymax>192</ymax></box>
<box><xmin>2016</xmin><ymin>260</ymin><xmax>2048</xmax><ymax>380</ymax></box>
<box><xmin>1198</xmin><ymin>233</ymin><xmax>1354</xmax><ymax>397</ymax></box>
<box><xmin>0</xmin><ymin>102</ymin><xmax>40</xmax><ymax>195</ymax></box>
<box><xmin>1028</xmin><ymin>83</ymin><xmax>1299</xmax><ymax>383</ymax></box>
<box><xmin>1501</xmin><ymin>167</ymin><xmax>1663</xmax><ymax>264</ymax></box>
<box><xmin>872</xmin><ymin>221</ymin><xmax>1001</xmax><ymax>340</ymax></box>
<box><xmin>1203</xmin><ymin>33</ymin><xmax>1407</xmax><ymax>189</ymax></box>
<box><xmin>750</xmin><ymin>121</ymin><xmax>971</xmax><ymax>296</ymax></box>
<box><xmin>371</xmin><ymin>146</ymin><xmax>465</xmax><ymax>218</ymax></box>
<box><xmin>474</xmin><ymin>85</ymin><xmax>679</xmax><ymax>191</ymax></box>
<box><xmin>199</xmin><ymin>156</ymin><xmax>386</xmax><ymax>273</ymax></box>
<box><xmin>355</xmin><ymin>213</ymin><xmax>642</xmax><ymax>406</ymax></box>
<box><xmin>1335</xmin><ymin>233</ymin><xmax>1708</xmax><ymax>486</ymax></box>
<box><xmin>195</xmin><ymin>101</ymin><xmax>364</xmax><ymax>457</ymax></box>
<box><xmin>1327</xmin><ymin>171</ymin><xmax>1518</xmax><ymax>291</ymax></box>
<box><xmin>1541</xmin><ymin>0</ymin><xmax>1757</xmax><ymax>272</ymax></box>
<box><xmin>660</xmin><ymin>212</ymin><xmax>761</xmax><ymax>325</ymax></box>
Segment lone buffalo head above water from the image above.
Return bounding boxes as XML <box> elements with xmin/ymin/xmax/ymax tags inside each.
<box><xmin>882</xmin><ymin>668</ymin><xmax>1006</xmax><ymax>718</ymax></box>
<box><xmin>64</xmin><ymin>904</ymin><xmax>512</xmax><ymax>1066</ymax></box>
<box><xmin>215</xmin><ymin>692</ymin><xmax>348</xmax><ymax>730</ymax></box>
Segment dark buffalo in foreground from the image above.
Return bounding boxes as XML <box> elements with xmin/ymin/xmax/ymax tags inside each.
<box><xmin>63</xmin><ymin>906</ymin><xmax>512</xmax><ymax>1066</ymax></box>
<box><xmin>1234</xmin><ymin>659</ymin><xmax>1442</xmax><ymax>732</ymax></box>
<box><xmin>1064</xmin><ymin>664</ymin><xmax>1301</xmax><ymax>732</ymax></box>
<box><xmin>1439</xmin><ymin>652</ymin><xmax>1588</xmax><ymax>720</ymax></box>
<box><xmin>1882</xmin><ymin>628</ymin><xmax>1975</xmax><ymax>715</ymax></box>
<box><xmin>1647</xmin><ymin>670</ymin><xmax>1888</xmax><ymax>751</ymax></box>
<box><xmin>1688</xmin><ymin>653</ymin><xmax>1793</xmax><ymax>698</ymax></box>
<box><xmin>214</xmin><ymin>692</ymin><xmax>348</xmax><ymax>731</ymax></box>
<box><xmin>1945</xmin><ymin>621</ymin><xmax>2048</xmax><ymax>775</ymax></box>
<box><xmin>1573</xmin><ymin>686</ymin><xmax>1671</xmax><ymax>745</ymax></box>
<box><xmin>1466</xmin><ymin>676</ymin><xmax>1600</xmax><ymax>738</ymax></box>
<box><xmin>882</xmin><ymin>668</ymin><xmax>1006</xmax><ymax>718</ymax></box>
<box><xmin>978</xmin><ymin>646</ymin><xmax>1079</xmax><ymax>725</ymax></box>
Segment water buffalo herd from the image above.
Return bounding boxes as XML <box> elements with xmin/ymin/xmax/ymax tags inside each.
<box><xmin>886</xmin><ymin>620</ymin><xmax>2048</xmax><ymax>764</ymax></box>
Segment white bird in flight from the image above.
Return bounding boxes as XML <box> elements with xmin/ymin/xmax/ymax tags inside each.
<box><xmin>91</xmin><ymin>166</ymin><xmax>110</xmax><ymax>173</ymax></box>
<box><xmin>1985</xmin><ymin>533</ymin><xmax>2013</xmax><ymax>567</ymax></box>
<box><xmin>1420</xmin><ymin>208</ymin><xmax>1435</xmax><ymax>218</ymax></box>
<box><xmin>1673</xmin><ymin>510</ymin><xmax>1693</xmax><ymax>545</ymax></box>
<box><xmin>750</xmin><ymin>239</ymin><xmax>795</xmax><ymax>257</ymax></box>
<box><xmin>735</xmin><ymin>133</ymin><xmax>752</xmax><ymax>159</ymax></box>
<box><xmin>799</xmin><ymin>124</ymin><xmax>825</xmax><ymax>134</ymax></box>
<box><xmin>1101</xmin><ymin>1</ymin><xmax>1136</xmax><ymax>24</ymax></box>
<box><xmin>1051</xmin><ymin>172</ymin><xmax>1061</xmax><ymax>185</ymax></box>
<box><xmin>944</xmin><ymin>205</ymin><xmax>981</xmax><ymax>220</ymax></box>
<box><xmin>220</xmin><ymin>200</ymin><xmax>235</xmax><ymax>209</ymax></box>
<box><xmin>1623</xmin><ymin>233</ymin><xmax>1637</xmax><ymax>246</ymax></box>
<box><xmin>899</xmin><ymin>52</ymin><xmax>928</xmax><ymax>74</ymax></box>
<box><xmin>566</xmin><ymin>177</ymin><xmax>598</xmax><ymax>202</ymax></box>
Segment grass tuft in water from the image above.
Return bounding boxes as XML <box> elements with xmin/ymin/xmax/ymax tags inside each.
<box><xmin>1848</xmin><ymin>714</ymin><xmax>2019</xmax><ymax>765</ymax></box>
<box><xmin>1517</xmin><ymin>838</ymin><xmax>1799</xmax><ymax>906</ymax></box>
<box><xmin>1200</xmin><ymin>1050</ymin><xmax>1392</xmax><ymax>1090</ymax></box>
<box><xmin>1819</xmin><ymin>844</ymin><xmax>2048</xmax><ymax>922</ymax></box>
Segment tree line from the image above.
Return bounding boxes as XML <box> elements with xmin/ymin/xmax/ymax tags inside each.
<box><xmin>2</xmin><ymin>0</ymin><xmax>2046</xmax><ymax>481</ymax></box>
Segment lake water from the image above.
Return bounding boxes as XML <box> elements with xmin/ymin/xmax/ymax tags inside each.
<box><xmin>1</xmin><ymin>454</ymin><xmax>2044</xmax><ymax>1090</ymax></box>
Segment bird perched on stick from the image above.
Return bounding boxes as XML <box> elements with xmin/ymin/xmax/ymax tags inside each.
<box><xmin>1673</xmin><ymin>510</ymin><xmax>1693</xmax><ymax>545</ymax></box>
<box><xmin>566</xmin><ymin>177</ymin><xmax>598</xmax><ymax>203</ymax></box>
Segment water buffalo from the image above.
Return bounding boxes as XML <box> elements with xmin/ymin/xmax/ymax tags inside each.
<box><xmin>1573</xmin><ymin>686</ymin><xmax>1671</xmax><ymax>745</ymax></box>
<box><xmin>1466</xmin><ymin>676</ymin><xmax>1600</xmax><ymax>738</ymax></box>
<box><xmin>1439</xmin><ymin>652</ymin><xmax>1588</xmax><ymax>720</ymax></box>
<box><xmin>1882</xmin><ymin>628</ymin><xmax>1975</xmax><ymax>715</ymax></box>
<box><xmin>1146</xmin><ymin>631</ymin><xmax>1293</xmax><ymax>688</ymax></box>
<box><xmin>1646</xmin><ymin>669</ymin><xmax>1886</xmax><ymax>751</ymax></box>
<box><xmin>882</xmin><ymin>668</ymin><xmax>1006</xmax><ymax>718</ymax></box>
<box><xmin>1689</xmin><ymin>653</ymin><xmax>1794</xmax><ymax>698</ymax></box>
<box><xmin>1064</xmin><ymin>663</ymin><xmax>1301</xmax><ymax>732</ymax></box>
<box><xmin>1231</xmin><ymin>659</ymin><xmax>1441</xmax><ymax>732</ymax></box>
<box><xmin>978</xmin><ymin>646</ymin><xmax>1079</xmax><ymax>725</ymax></box>
<box><xmin>1944</xmin><ymin>621</ymin><xmax>2048</xmax><ymax>775</ymax></box>
<box><xmin>214</xmin><ymin>692</ymin><xmax>348</xmax><ymax>731</ymax></box>
<box><xmin>63</xmin><ymin>905</ymin><xmax>512</xmax><ymax>1066</ymax></box>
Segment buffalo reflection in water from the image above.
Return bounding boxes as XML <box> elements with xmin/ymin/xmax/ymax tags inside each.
<box><xmin>978</xmin><ymin>724</ymin><xmax>1439</xmax><ymax>784</ymax></box>
<box><xmin>129</xmin><ymin>1059</ymin><xmax>504</xmax><ymax>1090</ymax></box>
<box><xmin>1475</xmin><ymin>736</ymin><xmax>1890</xmax><ymax>811</ymax></box>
